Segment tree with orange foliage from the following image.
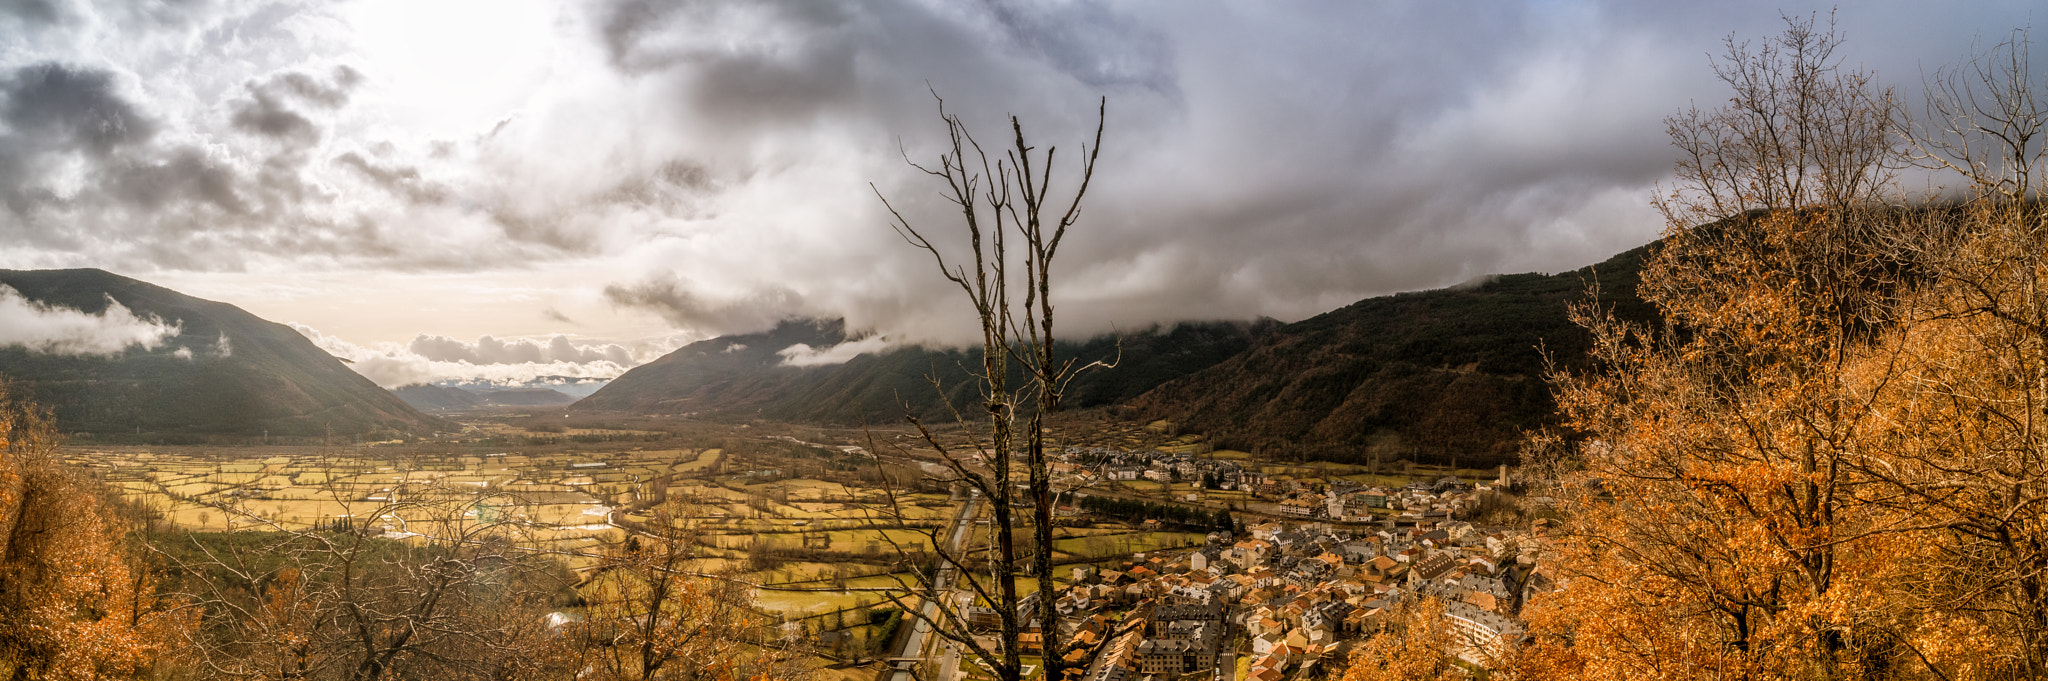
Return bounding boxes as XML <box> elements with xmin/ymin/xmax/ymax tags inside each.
<box><xmin>1517</xmin><ymin>16</ymin><xmax>2048</xmax><ymax>681</ymax></box>
<box><xmin>1340</xmin><ymin>598</ymin><xmax>1463</xmax><ymax>681</ymax></box>
<box><xmin>1516</xmin><ymin>11</ymin><xmax>1915</xmax><ymax>680</ymax></box>
<box><xmin>0</xmin><ymin>381</ymin><xmax>192</xmax><ymax>680</ymax></box>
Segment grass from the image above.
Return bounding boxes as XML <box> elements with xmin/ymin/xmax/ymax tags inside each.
<box><xmin>750</xmin><ymin>588</ymin><xmax>885</xmax><ymax>616</ymax></box>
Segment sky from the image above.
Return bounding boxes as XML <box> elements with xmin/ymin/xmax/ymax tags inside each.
<box><xmin>0</xmin><ymin>0</ymin><xmax>2040</xmax><ymax>388</ymax></box>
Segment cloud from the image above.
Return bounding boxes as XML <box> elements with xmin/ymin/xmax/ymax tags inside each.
<box><xmin>1</xmin><ymin>62</ymin><xmax>157</xmax><ymax>156</ymax></box>
<box><xmin>291</xmin><ymin>323</ymin><xmax>652</xmax><ymax>388</ymax></box>
<box><xmin>407</xmin><ymin>333</ymin><xmax>635</xmax><ymax>366</ymax></box>
<box><xmin>229</xmin><ymin>67</ymin><xmax>362</xmax><ymax>146</ymax></box>
<box><xmin>2</xmin><ymin>1</ymin><xmax>2042</xmax><ymax>350</ymax></box>
<box><xmin>0</xmin><ymin>284</ymin><xmax>180</xmax><ymax>355</ymax></box>
<box><xmin>603</xmin><ymin>275</ymin><xmax>809</xmax><ymax>337</ymax></box>
<box><xmin>776</xmin><ymin>336</ymin><xmax>893</xmax><ymax>368</ymax></box>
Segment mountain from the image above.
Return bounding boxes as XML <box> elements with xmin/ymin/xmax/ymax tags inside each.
<box><xmin>578</xmin><ymin>242</ymin><xmax>1658</xmax><ymax>466</ymax></box>
<box><xmin>1129</xmin><ymin>244</ymin><xmax>1657</xmax><ymax>467</ymax></box>
<box><xmin>391</xmin><ymin>384</ymin><xmax>487</xmax><ymax>412</ymax></box>
<box><xmin>575</xmin><ymin>318</ymin><xmax>1276</xmax><ymax>423</ymax></box>
<box><xmin>474</xmin><ymin>388</ymin><xmax>576</xmax><ymax>407</ymax></box>
<box><xmin>392</xmin><ymin>384</ymin><xmax>577</xmax><ymax>412</ymax></box>
<box><xmin>0</xmin><ymin>269</ymin><xmax>445</xmax><ymax>439</ymax></box>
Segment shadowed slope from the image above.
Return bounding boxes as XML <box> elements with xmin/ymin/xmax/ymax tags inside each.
<box><xmin>0</xmin><ymin>268</ymin><xmax>445</xmax><ymax>438</ymax></box>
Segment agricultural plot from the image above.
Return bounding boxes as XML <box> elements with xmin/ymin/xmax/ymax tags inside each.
<box><xmin>66</xmin><ymin>445</ymin><xmax>717</xmax><ymax>558</ymax></box>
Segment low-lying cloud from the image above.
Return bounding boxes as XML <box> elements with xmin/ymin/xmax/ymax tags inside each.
<box><xmin>291</xmin><ymin>323</ymin><xmax>659</xmax><ymax>389</ymax></box>
<box><xmin>408</xmin><ymin>333</ymin><xmax>635</xmax><ymax>367</ymax></box>
<box><xmin>776</xmin><ymin>336</ymin><xmax>893</xmax><ymax>368</ymax></box>
<box><xmin>0</xmin><ymin>284</ymin><xmax>180</xmax><ymax>355</ymax></box>
<box><xmin>602</xmin><ymin>276</ymin><xmax>811</xmax><ymax>337</ymax></box>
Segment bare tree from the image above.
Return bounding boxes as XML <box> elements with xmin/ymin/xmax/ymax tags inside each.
<box><xmin>868</xmin><ymin>91</ymin><xmax>1105</xmax><ymax>681</ymax></box>
<box><xmin>1906</xmin><ymin>29</ymin><xmax>2048</xmax><ymax>204</ymax></box>
<box><xmin>156</xmin><ymin>463</ymin><xmax>571</xmax><ymax>681</ymax></box>
<box><xmin>1657</xmin><ymin>10</ymin><xmax>1897</xmax><ymax>228</ymax></box>
<box><xmin>564</xmin><ymin>503</ymin><xmax>807</xmax><ymax>681</ymax></box>
<box><xmin>1868</xmin><ymin>28</ymin><xmax>2048</xmax><ymax>676</ymax></box>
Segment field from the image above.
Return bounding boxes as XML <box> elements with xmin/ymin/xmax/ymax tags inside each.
<box><xmin>63</xmin><ymin>410</ymin><xmax>1470</xmax><ymax>667</ymax></box>
<box><xmin>81</xmin><ymin>445</ymin><xmax>729</xmax><ymax>558</ymax></box>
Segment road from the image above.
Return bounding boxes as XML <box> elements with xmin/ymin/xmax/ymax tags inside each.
<box><xmin>888</xmin><ymin>490</ymin><xmax>981</xmax><ymax>681</ymax></box>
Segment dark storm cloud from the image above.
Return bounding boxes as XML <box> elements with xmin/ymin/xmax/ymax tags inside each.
<box><xmin>230</xmin><ymin>67</ymin><xmax>362</xmax><ymax>145</ymax></box>
<box><xmin>603</xmin><ymin>276</ymin><xmax>808</xmax><ymax>336</ymax></box>
<box><xmin>2</xmin><ymin>0</ymin><xmax>2043</xmax><ymax>346</ymax></box>
<box><xmin>0</xmin><ymin>61</ymin><xmax>250</xmax><ymax>256</ymax></box>
<box><xmin>984</xmin><ymin>0</ymin><xmax>1177</xmax><ymax>94</ymax></box>
<box><xmin>596</xmin><ymin>1</ymin><xmax>865</xmax><ymax>129</ymax></box>
<box><xmin>105</xmin><ymin>147</ymin><xmax>246</xmax><ymax>214</ymax></box>
<box><xmin>333</xmin><ymin>151</ymin><xmax>447</xmax><ymax>204</ymax></box>
<box><xmin>553</xmin><ymin>0</ymin><xmax>2046</xmax><ymax>343</ymax></box>
<box><xmin>0</xmin><ymin>0</ymin><xmax>66</xmax><ymax>26</ymax></box>
<box><xmin>1</xmin><ymin>63</ymin><xmax>157</xmax><ymax>157</ymax></box>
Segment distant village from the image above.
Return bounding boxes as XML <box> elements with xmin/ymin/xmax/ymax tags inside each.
<box><xmin>1053</xmin><ymin>445</ymin><xmax>1509</xmax><ymax>524</ymax></box>
<box><xmin>963</xmin><ymin>446</ymin><xmax>1551</xmax><ymax>681</ymax></box>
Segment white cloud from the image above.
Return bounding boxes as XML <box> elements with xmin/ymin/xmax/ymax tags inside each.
<box><xmin>776</xmin><ymin>336</ymin><xmax>893</xmax><ymax>367</ymax></box>
<box><xmin>2</xmin><ymin>0</ymin><xmax>2040</xmax><ymax>352</ymax></box>
<box><xmin>407</xmin><ymin>333</ymin><xmax>635</xmax><ymax>366</ymax></box>
<box><xmin>290</xmin><ymin>322</ymin><xmax>657</xmax><ymax>388</ymax></box>
<box><xmin>0</xmin><ymin>284</ymin><xmax>181</xmax><ymax>355</ymax></box>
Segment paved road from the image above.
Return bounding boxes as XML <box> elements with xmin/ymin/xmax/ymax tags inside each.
<box><xmin>889</xmin><ymin>490</ymin><xmax>981</xmax><ymax>681</ymax></box>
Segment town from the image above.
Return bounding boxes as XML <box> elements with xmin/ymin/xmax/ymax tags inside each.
<box><xmin>936</xmin><ymin>443</ymin><xmax>1547</xmax><ymax>681</ymax></box>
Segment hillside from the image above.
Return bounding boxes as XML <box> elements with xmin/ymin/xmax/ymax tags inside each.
<box><xmin>1131</xmin><ymin>244</ymin><xmax>1657</xmax><ymax>467</ymax></box>
<box><xmin>479</xmin><ymin>388</ymin><xmax>576</xmax><ymax>407</ymax></box>
<box><xmin>575</xmin><ymin>318</ymin><xmax>1276</xmax><ymax>423</ymax></box>
<box><xmin>0</xmin><ymin>269</ymin><xmax>445</xmax><ymax>439</ymax></box>
<box><xmin>391</xmin><ymin>384</ymin><xmax>487</xmax><ymax>412</ymax></box>
<box><xmin>392</xmin><ymin>385</ymin><xmax>577</xmax><ymax>411</ymax></box>
<box><xmin>578</xmin><ymin>243</ymin><xmax>1659</xmax><ymax>465</ymax></box>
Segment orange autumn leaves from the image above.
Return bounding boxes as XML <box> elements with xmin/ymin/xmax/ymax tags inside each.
<box><xmin>1502</xmin><ymin>17</ymin><xmax>2048</xmax><ymax>681</ymax></box>
<box><xmin>1521</xmin><ymin>206</ymin><xmax>2048</xmax><ymax>680</ymax></box>
<box><xmin>0</xmin><ymin>385</ymin><xmax>193</xmax><ymax>680</ymax></box>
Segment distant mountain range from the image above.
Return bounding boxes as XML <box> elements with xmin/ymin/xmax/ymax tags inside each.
<box><xmin>574</xmin><ymin>318</ymin><xmax>1277</xmax><ymax>423</ymax></box>
<box><xmin>581</xmin><ymin>243</ymin><xmax>1656</xmax><ymax>467</ymax></box>
<box><xmin>0</xmin><ymin>269</ymin><xmax>444</xmax><ymax>439</ymax></box>
<box><xmin>392</xmin><ymin>384</ymin><xmax>577</xmax><ymax>412</ymax></box>
<box><xmin>1</xmin><ymin>237</ymin><xmax>1658</xmax><ymax>463</ymax></box>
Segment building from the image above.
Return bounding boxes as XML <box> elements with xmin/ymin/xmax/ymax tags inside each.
<box><xmin>1444</xmin><ymin>600</ymin><xmax>1525</xmax><ymax>664</ymax></box>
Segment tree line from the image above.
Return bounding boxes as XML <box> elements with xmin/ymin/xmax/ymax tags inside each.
<box><xmin>1331</xmin><ymin>13</ymin><xmax>2048</xmax><ymax>681</ymax></box>
<box><xmin>1075</xmin><ymin>494</ymin><xmax>1236</xmax><ymax>531</ymax></box>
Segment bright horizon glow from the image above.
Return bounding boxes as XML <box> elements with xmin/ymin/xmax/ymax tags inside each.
<box><xmin>340</xmin><ymin>0</ymin><xmax>561</xmax><ymax>141</ymax></box>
